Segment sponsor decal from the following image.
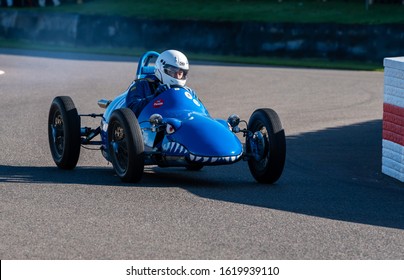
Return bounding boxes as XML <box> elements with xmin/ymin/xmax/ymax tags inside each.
<box><xmin>193</xmin><ymin>99</ymin><xmax>201</xmax><ymax>107</ymax></box>
<box><xmin>184</xmin><ymin>91</ymin><xmax>193</xmax><ymax>99</ymax></box>
<box><xmin>153</xmin><ymin>99</ymin><xmax>164</xmax><ymax>108</ymax></box>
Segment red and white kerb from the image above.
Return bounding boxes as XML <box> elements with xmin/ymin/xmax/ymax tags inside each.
<box><xmin>382</xmin><ymin>57</ymin><xmax>404</xmax><ymax>182</ymax></box>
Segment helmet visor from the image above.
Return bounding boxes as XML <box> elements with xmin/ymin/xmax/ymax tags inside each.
<box><xmin>163</xmin><ymin>64</ymin><xmax>188</xmax><ymax>80</ymax></box>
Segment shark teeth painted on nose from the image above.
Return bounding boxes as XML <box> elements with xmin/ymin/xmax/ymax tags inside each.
<box><xmin>163</xmin><ymin>142</ymin><xmax>188</xmax><ymax>155</ymax></box>
<box><xmin>162</xmin><ymin>142</ymin><xmax>242</xmax><ymax>164</ymax></box>
<box><xmin>187</xmin><ymin>153</ymin><xmax>242</xmax><ymax>163</ymax></box>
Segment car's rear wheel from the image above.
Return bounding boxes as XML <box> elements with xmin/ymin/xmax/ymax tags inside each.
<box><xmin>48</xmin><ymin>96</ymin><xmax>81</xmax><ymax>169</ymax></box>
<box><xmin>247</xmin><ymin>108</ymin><xmax>286</xmax><ymax>184</ymax></box>
<box><xmin>108</xmin><ymin>108</ymin><xmax>144</xmax><ymax>183</ymax></box>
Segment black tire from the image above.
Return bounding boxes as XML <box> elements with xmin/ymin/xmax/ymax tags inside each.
<box><xmin>108</xmin><ymin>108</ymin><xmax>144</xmax><ymax>183</ymax></box>
<box><xmin>48</xmin><ymin>96</ymin><xmax>81</xmax><ymax>170</ymax></box>
<box><xmin>247</xmin><ymin>108</ymin><xmax>286</xmax><ymax>184</ymax></box>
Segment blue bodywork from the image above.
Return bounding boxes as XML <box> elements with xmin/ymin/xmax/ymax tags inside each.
<box><xmin>48</xmin><ymin>50</ymin><xmax>285</xmax><ymax>184</ymax></box>
<box><xmin>100</xmin><ymin>52</ymin><xmax>243</xmax><ymax>167</ymax></box>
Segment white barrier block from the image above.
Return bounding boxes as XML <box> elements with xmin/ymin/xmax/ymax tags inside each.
<box><xmin>384</xmin><ymin>67</ymin><xmax>404</xmax><ymax>80</ymax></box>
<box><xmin>384</xmin><ymin>85</ymin><xmax>404</xmax><ymax>99</ymax></box>
<box><xmin>384</xmin><ymin>57</ymin><xmax>404</xmax><ymax>71</ymax></box>
<box><xmin>383</xmin><ymin>148</ymin><xmax>404</xmax><ymax>164</ymax></box>
<box><xmin>384</xmin><ymin>93</ymin><xmax>404</xmax><ymax>108</ymax></box>
<box><xmin>382</xmin><ymin>140</ymin><xmax>404</xmax><ymax>181</ymax></box>
<box><xmin>383</xmin><ymin>139</ymin><xmax>404</xmax><ymax>154</ymax></box>
<box><xmin>382</xmin><ymin>157</ymin><xmax>404</xmax><ymax>174</ymax></box>
<box><xmin>382</xmin><ymin>165</ymin><xmax>404</xmax><ymax>182</ymax></box>
<box><xmin>384</xmin><ymin>76</ymin><xmax>404</xmax><ymax>90</ymax></box>
<box><xmin>382</xmin><ymin>57</ymin><xmax>404</xmax><ymax>182</ymax></box>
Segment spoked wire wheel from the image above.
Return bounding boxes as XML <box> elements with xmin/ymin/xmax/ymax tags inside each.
<box><xmin>51</xmin><ymin>113</ymin><xmax>65</xmax><ymax>157</ymax></box>
<box><xmin>247</xmin><ymin>108</ymin><xmax>286</xmax><ymax>184</ymax></box>
<box><xmin>110</xmin><ymin>123</ymin><xmax>129</xmax><ymax>174</ymax></box>
<box><xmin>48</xmin><ymin>96</ymin><xmax>81</xmax><ymax>169</ymax></box>
<box><xmin>108</xmin><ymin>108</ymin><xmax>144</xmax><ymax>182</ymax></box>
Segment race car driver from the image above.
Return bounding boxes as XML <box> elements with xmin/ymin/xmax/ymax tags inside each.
<box><xmin>126</xmin><ymin>49</ymin><xmax>198</xmax><ymax>117</ymax></box>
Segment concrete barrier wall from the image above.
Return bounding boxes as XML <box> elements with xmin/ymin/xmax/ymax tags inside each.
<box><xmin>1</xmin><ymin>10</ymin><xmax>403</xmax><ymax>62</ymax></box>
<box><xmin>382</xmin><ymin>57</ymin><xmax>404</xmax><ymax>182</ymax></box>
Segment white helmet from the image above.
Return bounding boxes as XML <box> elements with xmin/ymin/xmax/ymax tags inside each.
<box><xmin>155</xmin><ymin>50</ymin><xmax>189</xmax><ymax>87</ymax></box>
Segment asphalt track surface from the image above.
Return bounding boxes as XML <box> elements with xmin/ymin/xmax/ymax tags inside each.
<box><xmin>0</xmin><ymin>49</ymin><xmax>403</xmax><ymax>259</ymax></box>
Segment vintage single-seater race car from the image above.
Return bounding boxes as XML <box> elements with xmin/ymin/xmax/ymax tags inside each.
<box><xmin>48</xmin><ymin>51</ymin><xmax>286</xmax><ymax>184</ymax></box>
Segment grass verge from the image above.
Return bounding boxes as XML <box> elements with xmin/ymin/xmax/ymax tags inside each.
<box><xmin>3</xmin><ymin>0</ymin><xmax>395</xmax><ymax>70</ymax></box>
<box><xmin>0</xmin><ymin>39</ymin><xmax>383</xmax><ymax>71</ymax></box>
<box><xmin>8</xmin><ymin>0</ymin><xmax>404</xmax><ymax>24</ymax></box>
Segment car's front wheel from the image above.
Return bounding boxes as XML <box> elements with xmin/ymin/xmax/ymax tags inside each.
<box><xmin>108</xmin><ymin>108</ymin><xmax>144</xmax><ymax>183</ymax></box>
<box><xmin>247</xmin><ymin>108</ymin><xmax>286</xmax><ymax>184</ymax></box>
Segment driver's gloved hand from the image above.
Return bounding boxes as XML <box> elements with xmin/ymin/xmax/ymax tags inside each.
<box><xmin>155</xmin><ymin>84</ymin><xmax>170</xmax><ymax>95</ymax></box>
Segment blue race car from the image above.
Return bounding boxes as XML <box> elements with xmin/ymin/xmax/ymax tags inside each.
<box><xmin>48</xmin><ymin>51</ymin><xmax>286</xmax><ymax>184</ymax></box>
